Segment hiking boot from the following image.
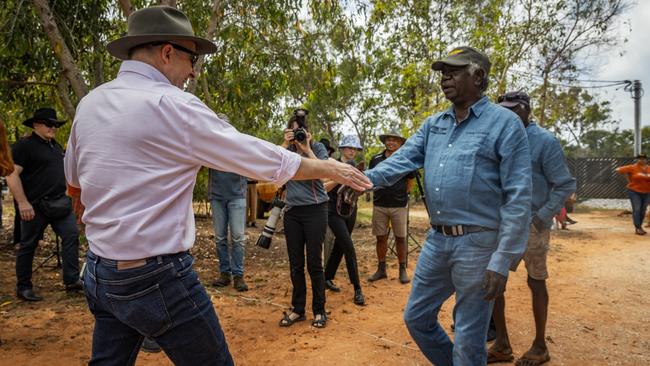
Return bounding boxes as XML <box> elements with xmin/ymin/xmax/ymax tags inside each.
<box><xmin>398</xmin><ymin>263</ymin><xmax>410</xmax><ymax>284</ymax></box>
<box><xmin>325</xmin><ymin>280</ymin><xmax>341</xmax><ymax>292</ymax></box>
<box><xmin>212</xmin><ymin>272</ymin><xmax>231</xmax><ymax>287</ymax></box>
<box><xmin>368</xmin><ymin>262</ymin><xmax>387</xmax><ymax>282</ymax></box>
<box><xmin>233</xmin><ymin>275</ymin><xmax>248</xmax><ymax>292</ymax></box>
<box><xmin>353</xmin><ymin>289</ymin><xmax>365</xmax><ymax>306</ymax></box>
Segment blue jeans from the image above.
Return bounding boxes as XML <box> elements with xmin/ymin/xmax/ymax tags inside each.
<box><xmin>403</xmin><ymin>230</ymin><xmax>498</xmax><ymax>366</ymax></box>
<box><xmin>83</xmin><ymin>250</ymin><xmax>234</xmax><ymax>366</ymax></box>
<box><xmin>211</xmin><ymin>198</ymin><xmax>246</xmax><ymax>276</ymax></box>
<box><xmin>628</xmin><ymin>189</ymin><xmax>650</xmax><ymax>228</ymax></box>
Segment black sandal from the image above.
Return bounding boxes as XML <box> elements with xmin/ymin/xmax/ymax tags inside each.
<box><xmin>311</xmin><ymin>313</ymin><xmax>327</xmax><ymax>328</ymax></box>
<box><xmin>279</xmin><ymin>311</ymin><xmax>305</xmax><ymax>327</ymax></box>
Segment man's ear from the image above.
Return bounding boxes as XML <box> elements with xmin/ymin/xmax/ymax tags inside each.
<box><xmin>160</xmin><ymin>44</ymin><xmax>174</xmax><ymax>65</ymax></box>
<box><xmin>473</xmin><ymin>68</ymin><xmax>485</xmax><ymax>87</ymax></box>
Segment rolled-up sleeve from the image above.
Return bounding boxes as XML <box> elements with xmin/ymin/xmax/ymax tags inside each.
<box><xmin>488</xmin><ymin>119</ymin><xmax>532</xmax><ymax>277</ymax></box>
<box><xmin>177</xmin><ymin>97</ymin><xmax>301</xmax><ymax>186</ymax></box>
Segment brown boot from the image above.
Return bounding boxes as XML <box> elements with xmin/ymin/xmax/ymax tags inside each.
<box><xmin>368</xmin><ymin>262</ymin><xmax>387</xmax><ymax>282</ymax></box>
<box><xmin>233</xmin><ymin>276</ymin><xmax>249</xmax><ymax>292</ymax></box>
<box><xmin>212</xmin><ymin>272</ymin><xmax>231</xmax><ymax>287</ymax></box>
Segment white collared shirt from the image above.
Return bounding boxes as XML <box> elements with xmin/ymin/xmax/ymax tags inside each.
<box><xmin>65</xmin><ymin>60</ymin><xmax>300</xmax><ymax>260</ymax></box>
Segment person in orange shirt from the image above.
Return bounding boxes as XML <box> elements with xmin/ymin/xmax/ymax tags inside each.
<box><xmin>616</xmin><ymin>153</ymin><xmax>650</xmax><ymax>235</ymax></box>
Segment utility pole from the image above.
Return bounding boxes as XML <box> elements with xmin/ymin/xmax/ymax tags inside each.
<box><xmin>633</xmin><ymin>80</ymin><xmax>643</xmax><ymax>156</ymax></box>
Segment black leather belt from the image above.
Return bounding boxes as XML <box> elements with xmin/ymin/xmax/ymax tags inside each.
<box><xmin>431</xmin><ymin>224</ymin><xmax>494</xmax><ymax>237</ymax></box>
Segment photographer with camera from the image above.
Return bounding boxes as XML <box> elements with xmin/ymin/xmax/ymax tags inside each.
<box><xmin>322</xmin><ymin>135</ymin><xmax>365</xmax><ymax>306</ymax></box>
<box><xmin>278</xmin><ymin>109</ymin><xmax>330</xmax><ymax>329</ymax></box>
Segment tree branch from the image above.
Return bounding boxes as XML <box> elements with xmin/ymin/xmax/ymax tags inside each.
<box><xmin>117</xmin><ymin>0</ymin><xmax>134</xmax><ymax>17</ymax></box>
<box><xmin>32</xmin><ymin>0</ymin><xmax>89</xmax><ymax>100</ymax></box>
<box><xmin>187</xmin><ymin>0</ymin><xmax>221</xmax><ymax>94</ymax></box>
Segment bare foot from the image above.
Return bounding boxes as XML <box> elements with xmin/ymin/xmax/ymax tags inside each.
<box><xmin>515</xmin><ymin>346</ymin><xmax>550</xmax><ymax>366</ymax></box>
<box><xmin>487</xmin><ymin>343</ymin><xmax>513</xmax><ymax>363</ymax></box>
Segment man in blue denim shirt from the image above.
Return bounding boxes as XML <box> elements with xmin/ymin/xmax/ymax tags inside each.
<box><xmin>488</xmin><ymin>91</ymin><xmax>576</xmax><ymax>366</ymax></box>
<box><xmin>209</xmin><ymin>169</ymin><xmax>249</xmax><ymax>292</ymax></box>
<box><xmin>365</xmin><ymin>46</ymin><xmax>531</xmax><ymax>366</ymax></box>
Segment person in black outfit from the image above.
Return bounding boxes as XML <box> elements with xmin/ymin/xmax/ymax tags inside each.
<box><xmin>323</xmin><ymin>135</ymin><xmax>365</xmax><ymax>305</ymax></box>
<box><xmin>278</xmin><ymin>110</ymin><xmax>329</xmax><ymax>328</ymax></box>
<box><xmin>367</xmin><ymin>128</ymin><xmax>414</xmax><ymax>284</ymax></box>
<box><xmin>6</xmin><ymin>108</ymin><xmax>81</xmax><ymax>301</ymax></box>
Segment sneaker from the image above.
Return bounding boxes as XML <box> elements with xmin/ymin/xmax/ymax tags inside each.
<box><xmin>233</xmin><ymin>276</ymin><xmax>249</xmax><ymax>292</ymax></box>
<box><xmin>212</xmin><ymin>272</ymin><xmax>232</xmax><ymax>287</ymax></box>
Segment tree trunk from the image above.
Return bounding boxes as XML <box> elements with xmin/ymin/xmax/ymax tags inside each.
<box><xmin>200</xmin><ymin>74</ymin><xmax>214</xmax><ymax>107</ymax></box>
<box><xmin>56</xmin><ymin>78</ymin><xmax>77</xmax><ymax>121</ymax></box>
<box><xmin>117</xmin><ymin>0</ymin><xmax>134</xmax><ymax>17</ymax></box>
<box><xmin>187</xmin><ymin>0</ymin><xmax>221</xmax><ymax>94</ymax></box>
<box><xmin>538</xmin><ymin>66</ymin><xmax>550</xmax><ymax>127</ymax></box>
<box><xmin>32</xmin><ymin>0</ymin><xmax>88</xmax><ymax>100</ymax></box>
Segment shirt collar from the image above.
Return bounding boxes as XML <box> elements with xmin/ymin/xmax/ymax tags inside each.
<box><xmin>441</xmin><ymin>95</ymin><xmax>490</xmax><ymax>121</ymax></box>
<box><xmin>117</xmin><ymin>60</ymin><xmax>173</xmax><ymax>85</ymax></box>
<box><xmin>30</xmin><ymin>132</ymin><xmax>52</xmax><ymax>144</ymax></box>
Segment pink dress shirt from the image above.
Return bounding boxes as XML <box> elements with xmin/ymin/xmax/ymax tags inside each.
<box><xmin>64</xmin><ymin>61</ymin><xmax>301</xmax><ymax>260</ymax></box>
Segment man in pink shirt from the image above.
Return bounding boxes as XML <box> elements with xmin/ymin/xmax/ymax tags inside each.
<box><xmin>64</xmin><ymin>6</ymin><xmax>370</xmax><ymax>366</ymax></box>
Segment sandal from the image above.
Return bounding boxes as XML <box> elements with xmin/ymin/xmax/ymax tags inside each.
<box><xmin>311</xmin><ymin>313</ymin><xmax>327</xmax><ymax>328</ymax></box>
<box><xmin>279</xmin><ymin>311</ymin><xmax>305</xmax><ymax>327</ymax></box>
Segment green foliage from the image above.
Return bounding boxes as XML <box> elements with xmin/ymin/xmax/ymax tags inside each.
<box><xmin>0</xmin><ymin>0</ymin><xmax>631</xmax><ymax>202</ymax></box>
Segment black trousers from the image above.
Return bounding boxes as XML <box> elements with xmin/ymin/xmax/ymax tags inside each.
<box><xmin>283</xmin><ymin>203</ymin><xmax>327</xmax><ymax>316</ymax></box>
<box><xmin>324</xmin><ymin>207</ymin><xmax>361</xmax><ymax>290</ymax></box>
<box><xmin>16</xmin><ymin>208</ymin><xmax>80</xmax><ymax>290</ymax></box>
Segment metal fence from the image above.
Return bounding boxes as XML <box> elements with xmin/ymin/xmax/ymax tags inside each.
<box><xmin>566</xmin><ymin>157</ymin><xmax>633</xmax><ymax>199</ymax></box>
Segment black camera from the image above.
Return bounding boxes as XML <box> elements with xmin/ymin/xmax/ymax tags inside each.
<box><xmin>255</xmin><ymin>197</ymin><xmax>286</xmax><ymax>249</ymax></box>
<box><xmin>293</xmin><ymin>127</ymin><xmax>307</xmax><ymax>142</ymax></box>
<box><xmin>291</xmin><ymin>108</ymin><xmax>309</xmax><ymax>143</ymax></box>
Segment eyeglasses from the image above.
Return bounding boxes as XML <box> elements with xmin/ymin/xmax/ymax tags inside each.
<box><xmin>35</xmin><ymin>121</ymin><xmax>59</xmax><ymax>128</ymax></box>
<box><xmin>151</xmin><ymin>41</ymin><xmax>199</xmax><ymax>68</ymax></box>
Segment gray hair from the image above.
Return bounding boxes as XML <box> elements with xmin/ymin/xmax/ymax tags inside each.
<box><xmin>467</xmin><ymin>62</ymin><xmax>489</xmax><ymax>92</ymax></box>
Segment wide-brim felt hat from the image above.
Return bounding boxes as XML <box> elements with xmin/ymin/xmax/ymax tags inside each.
<box><xmin>22</xmin><ymin>107</ymin><xmax>66</xmax><ymax>128</ymax></box>
<box><xmin>106</xmin><ymin>6</ymin><xmax>217</xmax><ymax>60</ymax></box>
<box><xmin>379</xmin><ymin>128</ymin><xmax>406</xmax><ymax>144</ymax></box>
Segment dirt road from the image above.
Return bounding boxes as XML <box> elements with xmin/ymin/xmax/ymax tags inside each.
<box><xmin>0</xmin><ymin>205</ymin><xmax>648</xmax><ymax>365</ymax></box>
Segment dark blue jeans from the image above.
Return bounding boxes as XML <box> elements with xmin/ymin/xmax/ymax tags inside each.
<box><xmin>83</xmin><ymin>250</ymin><xmax>234</xmax><ymax>366</ymax></box>
<box><xmin>16</xmin><ymin>208</ymin><xmax>79</xmax><ymax>291</ymax></box>
<box><xmin>628</xmin><ymin>189</ymin><xmax>650</xmax><ymax>228</ymax></box>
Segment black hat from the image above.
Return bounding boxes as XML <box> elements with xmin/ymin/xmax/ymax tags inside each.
<box><xmin>431</xmin><ymin>46</ymin><xmax>491</xmax><ymax>75</ymax></box>
<box><xmin>106</xmin><ymin>6</ymin><xmax>217</xmax><ymax>60</ymax></box>
<box><xmin>498</xmin><ymin>91</ymin><xmax>531</xmax><ymax>108</ymax></box>
<box><xmin>22</xmin><ymin>108</ymin><xmax>66</xmax><ymax>128</ymax></box>
<box><xmin>319</xmin><ymin>138</ymin><xmax>335</xmax><ymax>155</ymax></box>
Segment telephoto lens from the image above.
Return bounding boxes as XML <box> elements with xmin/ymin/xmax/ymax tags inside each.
<box><xmin>256</xmin><ymin>198</ymin><xmax>285</xmax><ymax>249</ymax></box>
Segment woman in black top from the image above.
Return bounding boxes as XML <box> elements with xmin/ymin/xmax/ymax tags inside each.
<box><xmin>323</xmin><ymin>135</ymin><xmax>365</xmax><ymax>305</ymax></box>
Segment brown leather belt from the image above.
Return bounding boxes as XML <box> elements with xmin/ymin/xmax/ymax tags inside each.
<box><xmin>116</xmin><ymin>259</ymin><xmax>147</xmax><ymax>270</ymax></box>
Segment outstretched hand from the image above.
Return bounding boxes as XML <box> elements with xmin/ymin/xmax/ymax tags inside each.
<box><xmin>329</xmin><ymin>160</ymin><xmax>373</xmax><ymax>192</ymax></box>
<box><xmin>482</xmin><ymin>270</ymin><xmax>507</xmax><ymax>300</ymax></box>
